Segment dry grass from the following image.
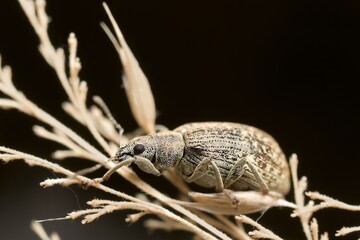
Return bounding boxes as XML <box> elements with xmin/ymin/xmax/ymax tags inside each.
<box><xmin>0</xmin><ymin>1</ymin><xmax>359</xmax><ymax>239</ymax></box>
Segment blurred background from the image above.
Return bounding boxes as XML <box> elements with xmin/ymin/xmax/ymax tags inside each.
<box><xmin>0</xmin><ymin>0</ymin><xmax>360</xmax><ymax>239</ymax></box>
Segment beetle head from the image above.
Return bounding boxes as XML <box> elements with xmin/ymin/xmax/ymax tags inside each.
<box><xmin>114</xmin><ymin>132</ymin><xmax>185</xmax><ymax>174</ymax></box>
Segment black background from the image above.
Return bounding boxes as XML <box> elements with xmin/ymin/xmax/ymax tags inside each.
<box><xmin>1</xmin><ymin>0</ymin><xmax>360</xmax><ymax>239</ymax></box>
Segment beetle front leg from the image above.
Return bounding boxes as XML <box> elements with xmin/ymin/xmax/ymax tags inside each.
<box><xmin>183</xmin><ymin>157</ymin><xmax>225</xmax><ymax>192</ymax></box>
<box><xmin>184</xmin><ymin>157</ymin><xmax>211</xmax><ymax>183</ymax></box>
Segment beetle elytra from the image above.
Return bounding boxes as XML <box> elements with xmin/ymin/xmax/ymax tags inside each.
<box><xmin>98</xmin><ymin>122</ymin><xmax>291</xmax><ymax>195</ymax></box>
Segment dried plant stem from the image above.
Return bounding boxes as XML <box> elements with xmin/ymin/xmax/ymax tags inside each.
<box><xmin>162</xmin><ymin>169</ymin><xmax>191</xmax><ymax>195</ymax></box>
<box><xmin>0</xmin><ymin>146</ymin><xmax>226</xmax><ymax>240</ymax></box>
<box><xmin>0</xmin><ymin>77</ymin><xmax>106</xmax><ymax>162</ymax></box>
<box><xmin>0</xmin><ymin>38</ymin><xmax>230</xmax><ymax>240</ymax></box>
<box><xmin>336</xmin><ymin>226</ymin><xmax>360</xmax><ymax>237</ymax></box>
<box><xmin>1</xmin><ymin>142</ymin><xmax>226</xmax><ymax>239</ymax></box>
<box><xmin>33</xmin><ymin>125</ymin><xmax>98</xmax><ymax>161</ymax></box>
<box><xmin>31</xmin><ymin>221</ymin><xmax>61</xmax><ymax>240</ymax></box>
<box><xmin>69</xmin><ymin>199</ymin><xmax>218</xmax><ymax>240</ymax></box>
<box><xmin>20</xmin><ymin>0</ymin><xmax>113</xmax><ymax>156</ymax></box>
<box><xmin>101</xmin><ymin>3</ymin><xmax>156</xmax><ymax>134</ymax></box>
<box><xmin>18</xmin><ymin>0</ymin><xmax>76</xmax><ymax>104</ymax></box>
<box><xmin>236</xmin><ymin>215</ymin><xmax>284</xmax><ymax>240</ymax></box>
<box><xmin>310</xmin><ymin>218</ymin><xmax>319</xmax><ymax>240</ymax></box>
<box><xmin>101</xmin><ymin>179</ymin><xmax>231</xmax><ymax>239</ymax></box>
<box><xmin>0</xmin><ymin>98</ymin><xmax>23</xmax><ymax>110</ymax></box>
<box><xmin>101</xmin><ymin>163</ymin><xmax>233</xmax><ymax>239</ymax></box>
<box><xmin>215</xmin><ymin>215</ymin><xmax>252</xmax><ymax>240</ymax></box>
<box><xmin>0</xmin><ymin>146</ymin><xmax>90</xmax><ymax>183</ymax></box>
<box><xmin>305</xmin><ymin>191</ymin><xmax>360</xmax><ymax>213</ymax></box>
<box><xmin>289</xmin><ymin>154</ymin><xmax>360</xmax><ymax>240</ymax></box>
<box><xmin>290</xmin><ymin>154</ymin><xmax>312</xmax><ymax>240</ymax></box>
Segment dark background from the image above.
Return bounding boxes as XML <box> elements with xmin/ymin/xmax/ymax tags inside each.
<box><xmin>1</xmin><ymin>0</ymin><xmax>360</xmax><ymax>239</ymax></box>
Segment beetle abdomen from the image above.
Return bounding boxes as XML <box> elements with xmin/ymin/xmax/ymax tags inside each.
<box><xmin>174</xmin><ymin>122</ymin><xmax>290</xmax><ymax>194</ymax></box>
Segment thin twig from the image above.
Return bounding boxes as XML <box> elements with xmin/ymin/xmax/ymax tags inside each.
<box><xmin>290</xmin><ymin>154</ymin><xmax>313</xmax><ymax>240</ymax></box>
<box><xmin>31</xmin><ymin>220</ymin><xmax>61</xmax><ymax>240</ymax></box>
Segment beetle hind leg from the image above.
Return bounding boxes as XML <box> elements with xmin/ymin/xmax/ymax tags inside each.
<box><xmin>224</xmin><ymin>156</ymin><xmax>269</xmax><ymax>194</ymax></box>
<box><xmin>246</xmin><ymin>157</ymin><xmax>269</xmax><ymax>194</ymax></box>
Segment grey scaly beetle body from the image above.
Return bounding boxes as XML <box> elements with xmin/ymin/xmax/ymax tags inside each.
<box><xmin>114</xmin><ymin>122</ymin><xmax>291</xmax><ymax>195</ymax></box>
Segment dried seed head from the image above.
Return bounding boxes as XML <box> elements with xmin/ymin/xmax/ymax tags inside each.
<box><xmin>102</xmin><ymin>3</ymin><xmax>156</xmax><ymax>134</ymax></box>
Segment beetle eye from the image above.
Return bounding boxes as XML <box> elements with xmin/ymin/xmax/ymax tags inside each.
<box><xmin>133</xmin><ymin>144</ymin><xmax>145</xmax><ymax>155</ymax></box>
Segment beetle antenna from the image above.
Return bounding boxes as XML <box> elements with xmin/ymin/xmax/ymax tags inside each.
<box><xmin>93</xmin><ymin>96</ymin><xmax>124</xmax><ymax>144</ymax></box>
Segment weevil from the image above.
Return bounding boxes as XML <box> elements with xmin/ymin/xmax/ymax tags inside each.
<box><xmin>99</xmin><ymin>122</ymin><xmax>291</xmax><ymax>195</ymax></box>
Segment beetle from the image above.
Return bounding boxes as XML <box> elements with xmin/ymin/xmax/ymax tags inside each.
<box><xmin>98</xmin><ymin>122</ymin><xmax>291</xmax><ymax>195</ymax></box>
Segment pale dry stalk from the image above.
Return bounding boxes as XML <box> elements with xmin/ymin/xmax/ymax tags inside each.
<box><xmin>101</xmin><ymin>3</ymin><xmax>156</xmax><ymax>134</ymax></box>
<box><xmin>335</xmin><ymin>226</ymin><xmax>360</xmax><ymax>237</ymax></box>
<box><xmin>235</xmin><ymin>215</ymin><xmax>284</xmax><ymax>240</ymax></box>
<box><xmin>290</xmin><ymin>154</ymin><xmax>313</xmax><ymax>240</ymax></box>
<box><xmin>305</xmin><ymin>191</ymin><xmax>360</xmax><ymax>213</ymax></box>
<box><xmin>0</xmin><ymin>146</ymin><xmax>222</xmax><ymax>240</ymax></box>
<box><xmin>290</xmin><ymin>154</ymin><xmax>360</xmax><ymax>239</ymax></box>
<box><xmin>31</xmin><ymin>221</ymin><xmax>61</xmax><ymax>240</ymax></box>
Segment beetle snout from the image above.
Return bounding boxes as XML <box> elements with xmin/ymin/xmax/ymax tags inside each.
<box><xmin>117</xmin><ymin>153</ymin><xmax>132</xmax><ymax>161</ymax></box>
<box><xmin>115</xmin><ymin>146</ymin><xmax>134</xmax><ymax>162</ymax></box>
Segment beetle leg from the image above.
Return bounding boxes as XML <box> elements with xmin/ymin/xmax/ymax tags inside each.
<box><xmin>245</xmin><ymin>157</ymin><xmax>269</xmax><ymax>194</ymax></box>
<box><xmin>223</xmin><ymin>155</ymin><xmax>269</xmax><ymax>194</ymax></box>
<box><xmin>210</xmin><ymin>161</ymin><xmax>224</xmax><ymax>192</ymax></box>
<box><xmin>224</xmin><ymin>158</ymin><xmax>246</xmax><ymax>189</ymax></box>
<box><xmin>183</xmin><ymin>158</ymin><xmax>225</xmax><ymax>192</ymax></box>
<box><xmin>225</xmin><ymin>156</ymin><xmax>269</xmax><ymax>194</ymax></box>
<box><xmin>183</xmin><ymin>157</ymin><xmax>211</xmax><ymax>183</ymax></box>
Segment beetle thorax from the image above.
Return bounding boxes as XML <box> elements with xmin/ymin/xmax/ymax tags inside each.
<box><xmin>152</xmin><ymin>131</ymin><xmax>185</xmax><ymax>172</ymax></box>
